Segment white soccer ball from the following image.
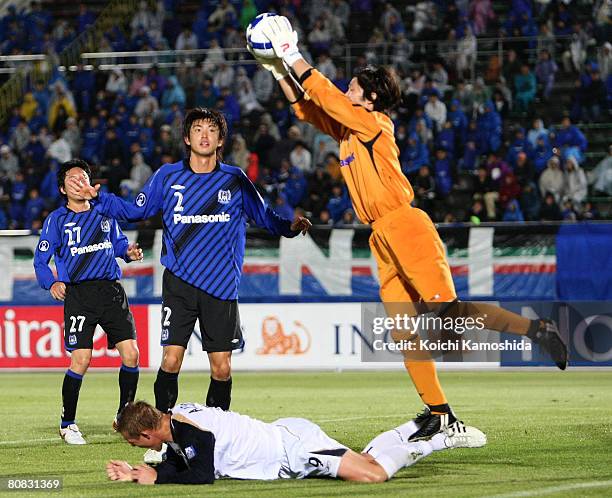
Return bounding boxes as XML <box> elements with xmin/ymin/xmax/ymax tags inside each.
<box><xmin>246</xmin><ymin>13</ymin><xmax>279</xmax><ymax>60</ymax></box>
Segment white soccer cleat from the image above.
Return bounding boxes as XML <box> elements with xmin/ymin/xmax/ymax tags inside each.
<box><xmin>442</xmin><ymin>421</ymin><xmax>487</xmax><ymax>449</ymax></box>
<box><xmin>144</xmin><ymin>443</ymin><xmax>167</xmax><ymax>465</ymax></box>
<box><xmin>59</xmin><ymin>424</ymin><xmax>87</xmax><ymax>445</ymax></box>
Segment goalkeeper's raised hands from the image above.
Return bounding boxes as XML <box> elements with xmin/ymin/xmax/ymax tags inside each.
<box><xmin>261</xmin><ymin>16</ymin><xmax>303</xmax><ymax>67</ymax></box>
<box><xmin>246</xmin><ymin>44</ymin><xmax>288</xmax><ymax>81</ymax></box>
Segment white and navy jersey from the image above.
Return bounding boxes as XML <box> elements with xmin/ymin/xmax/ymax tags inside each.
<box><xmin>169</xmin><ymin>402</ymin><xmax>285</xmax><ymax>481</ymax></box>
<box><xmin>96</xmin><ymin>160</ymin><xmax>298</xmax><ymax>300</ymax></box>
<box><xmin>33</xmin><ymin>203</ymin><xmax>130</xmax><ymax>289</ymax></box>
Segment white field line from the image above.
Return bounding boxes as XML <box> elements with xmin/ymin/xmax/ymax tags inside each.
<box><xmin>486</xmin><ymin>480</ymin><xmax>612</xmax><ymax>498</ymax></box>
<box><xmin>0</xmin><ymin>434</ymin><xmax>115</xmax><ymax>446</ymax></box>
<box><xmin>315</xmin><ymin>414</ymin><xmax>406</xmax><ymax>423</ymax></box>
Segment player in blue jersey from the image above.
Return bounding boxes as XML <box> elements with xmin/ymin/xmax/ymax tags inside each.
<box><xmin>70</xmin><ymin>108</ymin><xmax>311</xmax><ymax>434</ymax></box>
<box><xmin>34</xmin><ymin>159</ymin><xmax>144</xmax><ymax>445</ymax></box>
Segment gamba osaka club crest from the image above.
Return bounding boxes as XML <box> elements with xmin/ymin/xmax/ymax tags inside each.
<box><xmin>136</xmin><ymin>192</ymin><xmax>147</xmax><ymax>207</ymax></box>
<box><xmin>218</xmin><ymin>189</ymin><xmax>231</xmax><ymax>204</ymax></box>
<box><xmin>100</xmin><ymin>218</ymin><xmax>111</xmax><ymax>232</ymax></box>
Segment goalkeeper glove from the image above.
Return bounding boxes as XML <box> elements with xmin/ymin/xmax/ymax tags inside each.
<box><xmin>261</xmin><ymin>16</ymin><xmax>302</xmax><ymax>67</ymax></box>
<box><xmin>246</xmin><ymin>45</ymin><xmax>288</xmax><ymax>81</ymax></box>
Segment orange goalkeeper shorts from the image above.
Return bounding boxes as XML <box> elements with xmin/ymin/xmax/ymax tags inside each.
<box><xmin>369</xmin><ymin>204</ymin><xmax>457</xmax><ymax>304</ymax></box>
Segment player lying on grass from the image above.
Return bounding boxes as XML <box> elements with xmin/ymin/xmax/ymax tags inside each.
<box><xmin>107</xmin><ymin>401</ymin><xmax>485</xmax><ymax>485</ymax></box>
<box><xmin>34</xmin><ymin>159</ymin><xmax>143</xmax><ymax>445</ymax></box>
<box><xmin>250</xmin><ymin>14</ymin><xmax>569</xmax><ymax>441</ymax></box>
<box><xmin>69</xmin><ymin>108</ymin><xmax>310</xmax><ymax>462</ymax></box>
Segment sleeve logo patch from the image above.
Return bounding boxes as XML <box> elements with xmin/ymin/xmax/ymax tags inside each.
<box><xmin>38</xmin><ymin>240</ymin><xmax>50</xmax><ymax>252</ymax></box>
<box><xmin>136</xmin><ymin>193</ymin><xmax>147</xmax><ymax>207</ymax></box>
<box><xmin>185</xmin><ymin>445</ymin><xmax>197</xmax><ymax>460</ymax></box>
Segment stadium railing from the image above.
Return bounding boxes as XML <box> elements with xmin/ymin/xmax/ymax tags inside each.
<box><xmin>0</xmin><ymin>34</ymin><xmax>574</xmax><ymax>81</ymax></box>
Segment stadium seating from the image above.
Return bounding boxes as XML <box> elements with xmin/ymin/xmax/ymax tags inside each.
<box><xmin>0</xmin><ymin>0</ymin><xmax>610</xmax><ymax>230</ymax></box>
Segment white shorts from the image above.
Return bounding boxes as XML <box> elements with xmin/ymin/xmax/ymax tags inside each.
<box><xmin>272</xmin><ymin>417</ymin><xmax>348</xmax><ymax>479</ymax></box>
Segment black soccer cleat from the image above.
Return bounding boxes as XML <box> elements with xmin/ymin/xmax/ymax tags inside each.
<box><xmin>413</xmin><ymin>406</ymin><xmax>432</xmax><ymax>425</ymax></box>
<box><xmin>408</xmin><ymin>408</ymin><xmax>458</xmax><ymax>441</ymax></box>
<box><xmin>530</xmin><ymin>319</ymin><xmax>568</xmax><ymax>370</ymax></box>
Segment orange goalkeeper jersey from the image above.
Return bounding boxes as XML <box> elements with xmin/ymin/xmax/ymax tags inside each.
<box><xmin>292</xmin><ymin>68</ymin><xmax>414</xmax><ymax>224</ymax></box>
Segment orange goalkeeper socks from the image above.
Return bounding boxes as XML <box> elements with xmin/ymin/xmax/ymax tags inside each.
<box><xmin>404</xmin><ymin>358</ymin><xmax>448</xmax><ymax>411</ymax></box>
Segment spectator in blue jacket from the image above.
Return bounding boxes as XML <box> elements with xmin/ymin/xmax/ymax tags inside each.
<box><xmin>502</xmin><ymin>199</ymin><xmax>525</xmax><ymax>222</ymax></box>
<box><xmin>532</xmin><ymin>135</ymin><xmax>553</xmax><ymax>174</ymax></box>
<box><xmin>514</xmin><ymin>63</ymin><xmax>537</xmax><ymax>111</ymax></box>
<box><xmin>408</xmin><ymin>107</ymin><xmax>433</xmax><ymax>137</ymax></box>
<box><xmin>506</xmin><ymin>127</ymin><xmax>532</xmax><ymax>168</ymax></box>
<box><xmin>477</xmin><ymin>101</ymin><xmax>502</xmax><ymax>153</ymax></box>
<box><xmin>435</xmin><ymin>121</ymin><xmax>455</xmax><ymax>159</ymax></box>
<box><xmin>24</xmin><ymin>187</ymin><xmax>45</xmax><ymax>229</ymax></box>
<box><xmin>77</xmin><ymin>3</ymin><xmax>95</xmax><ymax>33</ymax></box>
<box><xmin>81</xmin><ymin>115</ymin><xmax>105</xmax><ymax>164</ymax></box>
<box><xmin>434</xmin><ymin>149</ymin><xmax>453</xmax><ymax>196</ymax></box>
<box><xmin>283</xmin><ymin>161</ymin><xmax>308</xmax><ymax>208</ymax></box>
<box><xmin>23</xmin><ymin>134</ymin><xmax>46</xmax><ymax>170</ymax></box>
<box><xmin>0</xmin><ymin>207</ymin><xmax>8</xmax><ymax>229</ymax></box>
<box><xmin>447</xmin><ymin>99</ymin><xmax>468</xmax><ymax>144</ymax></box>
<box><xmin>459</xmin><ymin>140</ymin><xmax>479</xmax><ymax>172</ymax></box>
<box><xmin>327</xmin><ymin>184</ymin><xmax>351</xmax><ymax>224</ymax></box>
<box><xmin>534</xmin><ymin>49</ymin><xmax>558</xmax><ymax>101</ymax></box>
<box><xmin>553</xmin><ymin>116</ymin><xmax>587</xmax><ymax>164</ymax></box>
<box><xmin>10</xmin><ymin>170</ymin><xmax>27</xmax><ymax>225</ymax></box>
<box><xmin>161</xmin><ymin>76</ymin><xmax>186</xmax><ymax>110</ymax></box>
<box><xmin>40</xmin><ymin>159</ymin><xmax>61</xmax><ymax>207</ymax></box>
<box><xmin>527</xmin><ymin>118</ymin><xmax>549</xmax><ymax>148</ymax></box>
<box><xmin>71</xmin><ymin>64</ymin><xmax>96</xmax><ymax>114</ymax></box>
<box><xmin>122</xmin><ymin>113</ymin><xmax>142</xmax><ymax>153</ymax></box>
<box><xmin>519</xmin><ymin>182</ymin><xmax>541</xmax><ymax>221</ymax></box>
<box><xmin>401</xmin><ymin>133</ymin><xmax>429</xmax><ymax>176</ymax></box>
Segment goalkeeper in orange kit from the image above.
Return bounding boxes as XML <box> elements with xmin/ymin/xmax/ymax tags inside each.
<box><xmin>250</xmin><ymin>15</ymin><xmax>568</xmax><ymax>441</ymax></box>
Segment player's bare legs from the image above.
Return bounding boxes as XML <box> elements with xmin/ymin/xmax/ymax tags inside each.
<box><xmin>160</xmin><ymin>345</ymin><xmax>185</xmax><ymax>373</ymax></box>
<box><xmin>208</xmin><ymin>351</ymin><xmax>231</xmax><ymax>379</ymax></box>
<box><xmin>115</xmin><ymin>339</ymin><xmax>139</xmax><ymax>368</ymax></box>
<box><xmin>207</xmin><ymin>351</ymin><xmax>233</xmax><ymax>410</ymax></box>
<box><xmin>68</xmin><ymin>348</ymin><xmax>92</xmax><ymax>375</ymax></box>
<box><xmin>336</xmin><ymin>450</ymin><xmax>388</xmax><ymax>483</ymax></box>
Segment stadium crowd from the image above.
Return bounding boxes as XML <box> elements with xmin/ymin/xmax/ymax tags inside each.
<box><xmin>0</xmin><ymin>0</ymin><xmax>611</xmax><ymax>230</ymax></box>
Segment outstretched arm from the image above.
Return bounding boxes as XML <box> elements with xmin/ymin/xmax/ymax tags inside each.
<box><xmin>279</xmin><ymin>74</ymin><xmax>346</xmax><ymax>143</ymax></box>
<box><xmin>249</xmin><ymin>45</ymin><xmax>346</xmax><ymax>142</ymax></box>
<box><xmin>263</xmin><ymin>17</ymin><xmax>380</xmax><ymax>141</ymax></box>
<box><xmin>111</xmin><ymin>220</ymin><xmax>143</xmax><ymax>262</ymax></box>
<box><xmin>240</xmin><ymin>170</ymin><xmax>311</xmax><ymax>237</ymax></box>
<box><xmin>68</xmin><ymin>169</ymin><xmax>163</xmax><ymax>222</ymax></box>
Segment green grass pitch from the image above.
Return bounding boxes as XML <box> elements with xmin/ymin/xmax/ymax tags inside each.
<box><xmin>1</xmin><ymin>370</ymin><xmax>611</xmax><ymax>497</ymax></box>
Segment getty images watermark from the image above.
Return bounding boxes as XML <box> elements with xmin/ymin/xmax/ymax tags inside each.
<box><xmin>369</xmin><ymin>312</ymin><xmax>526</xmax><ymax>353</ymax></box>
<box><xmin>360</xmin><ymin>301</ymin><xmax>612</xmax><ymax>365</ymax></box>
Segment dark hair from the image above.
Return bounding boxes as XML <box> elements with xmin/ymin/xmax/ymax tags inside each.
<box><xmin>57</xmin><ymin>159</ymin><xmax>91</xmax><ymax>198</ymax></box>
<box><xmin>354</xmin><ymin>65</ymin><xmax>401</xmax><ymax>113</ymax></box>
<box><xmin>183</xmin><ymin>107</ymin><xmax>228</xmax><ymax>161</ymax></box>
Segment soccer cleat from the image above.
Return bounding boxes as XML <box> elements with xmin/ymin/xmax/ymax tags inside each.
<box><xmin>59</xmin><ymin>424</ymin><xmax>86</xmax><ymax>445</ymax></box>
<box><xmin>413</xmin><ymin>406</ymin><xmax>432</xmax><ymax>425</ymax></box>
<box><xmin>442</xmin><ymin>421</ymin><xmax>487</xmax><ymax>449</ymax></box>
<box><xmin>409</xmin><ymin>409</ymin><xmax>457</xmax><ymax>441</ymax></box>
<box><xmin>531</xmin><ymin>319</ymin><xmax>568</xmax><ymax>370</ymax></box>
<box><xmin>144</xmin><ymin>443</ymin><xmax>167</xmax><ymax>465</ymax></box>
